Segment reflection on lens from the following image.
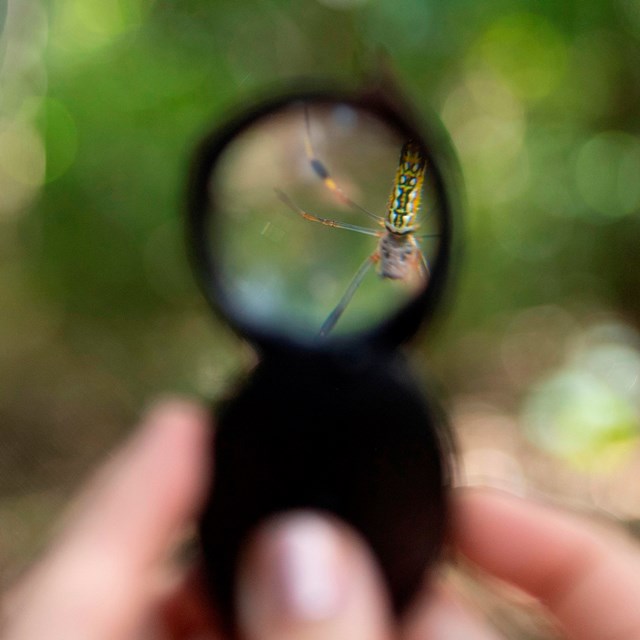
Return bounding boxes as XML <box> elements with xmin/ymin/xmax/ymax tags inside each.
<box><xmin>209</xmin><ymin>101</ymin><xmax>443</xmax><ymax>339</ymax></box>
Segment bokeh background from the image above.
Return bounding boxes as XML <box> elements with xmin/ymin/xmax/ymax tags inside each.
<box><xmin>2</xmin><ymin>0</ymin><xmax>640</xmax><ymax>635</ymax></box>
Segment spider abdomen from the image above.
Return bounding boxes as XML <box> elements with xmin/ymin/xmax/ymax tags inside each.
<box><xmin>378</xmin><ymin>232</ymin><xmax>422</xmax><ymax>281</ymax></box>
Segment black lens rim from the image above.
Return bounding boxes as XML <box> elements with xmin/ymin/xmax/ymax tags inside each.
<box><xmin>187</xmin><ymin>84</ymin><xmax>460</xmax><ymax>354</ymax></box>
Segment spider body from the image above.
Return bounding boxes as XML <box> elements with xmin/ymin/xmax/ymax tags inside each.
<box><xmin>277</xmin><ymin>110</ymin><xmax>433</xmax><ymax>336</ymax></box>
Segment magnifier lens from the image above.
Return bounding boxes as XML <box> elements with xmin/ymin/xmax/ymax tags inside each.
<box><xmin>206</xmin><ymin>100</ymin><xmax>444</xmax><ymax>341</ymax></box>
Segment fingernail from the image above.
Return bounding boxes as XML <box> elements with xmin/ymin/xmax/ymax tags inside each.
<box><xmin>239</xmin><ymin>514</ymin><xmax>348</xmax><ymax>627</ymax></box>
<box><xmin>274</xmin><ymin>515</ymin><xmax>346</xmax><ymax>620</ymax></box>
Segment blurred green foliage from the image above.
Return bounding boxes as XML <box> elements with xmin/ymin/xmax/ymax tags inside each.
<box><xmin>2</xmin><ymin>0</ymin><xmax>640</xmax><ymax>589</ymax></box>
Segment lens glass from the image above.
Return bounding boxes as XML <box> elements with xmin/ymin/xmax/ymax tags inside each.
<box><xmin>208</xmin><ymin>101</ymin><xmax>444</xmax><ymax>339</ymax></box>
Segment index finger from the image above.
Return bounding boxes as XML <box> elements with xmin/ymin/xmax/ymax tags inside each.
<box><xmin>4</xmin><ymin>399</ymin><xmax>211</xmax><ymax>640</ymax></box>
<box><xmin>453</xmin><ymin>488</ymin><xmax>640</xmax><ymax>640</ymax></box>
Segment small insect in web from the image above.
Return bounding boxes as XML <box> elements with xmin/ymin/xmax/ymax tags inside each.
<box><xmin>276</xmin><ymin>107</ymin><xmax>437</xmax><ymax>337</ymax></box>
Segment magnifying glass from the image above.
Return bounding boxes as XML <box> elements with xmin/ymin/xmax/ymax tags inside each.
<box><xmin>187</xmin><ymin>83</ymin><xmax>460</xmax><ymax>634</ymax></box>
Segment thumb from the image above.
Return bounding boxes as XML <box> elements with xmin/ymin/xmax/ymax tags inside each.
<box><xmin>237</xmin><ymin>512</ymin><xmax>394</xmax><ymax>640</ymax></box>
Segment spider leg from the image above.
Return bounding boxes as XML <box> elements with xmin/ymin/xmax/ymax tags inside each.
<box><xmin>303</xmin><ymin>107</ymin><xmax>384</xmax><ymax>225</ymax></box>
<box><xmin>276</xmin><ymin>189</ymin><xmax>381</xmax><ymax>237</ymax></box>
<box><xmin>419</xmin><ymin>248</ymin><xmax>431</xmax><ymax>278</ymax></box>
<box><xmin>414</xmin><ymin>228</ymin><xmax>439</xmax><ymax>277</ymax></box>
<box><xmin>319</xmin><ymin>253</ymin><xmax>377</xmax><ymax>337</ymax></box>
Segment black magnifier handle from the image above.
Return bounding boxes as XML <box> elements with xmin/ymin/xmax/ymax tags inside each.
<box><xmin>198</xmin><ymin>348</ymin><xmax>451</xmax><ymax>635</ymax></box>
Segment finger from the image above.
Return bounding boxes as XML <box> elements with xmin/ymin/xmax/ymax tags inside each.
<box><xmin>237</xmin><ymin>512</ymin><xmax>394</xmax><ymax>640</ymax></box>
<box><xmin>402</xmin><ymin>583</ymin><xmax>506</xmax><ymax>640</ymax></box>
<box><xmin>454</xmin><ymin>488</ymin><xmax>640</xmax><ymax>640</ymax></box>
<box><xmin>158</xmin><ymin>567</ymin><xmax>224</xmax><ymax>640</ymax></box>
<box><xmin>5</xmin><ymin>399</ymin><xmax>211</xmax><ymax>640</ymax></box>
<box><xmin>61</xmin><ymin>400</ymin><xmax>210</xmax><ymax>563</ymax></box>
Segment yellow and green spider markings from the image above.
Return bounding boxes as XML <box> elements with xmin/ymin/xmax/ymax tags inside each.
<box><xmin>386</xmin><ymin>141</ymin><xmax>426</xmax><ymax>234</ymax></box>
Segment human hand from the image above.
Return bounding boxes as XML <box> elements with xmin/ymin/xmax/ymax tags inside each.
<box><xmin>238</xmin><ymin>488</ymin><xmax>640</xmax><ymax>640</ymax></box>
<box><xmin>2</xmin><ymin>400</ymin><xmax>215</xmax><ymax>639</ymax></box>
<box><xmin>4</xmin><ymin>401</ymin><xmax>640</xmax><ymax>640</ymax></box>
<box><xmin>445</xmin><ymin>488</ymin><xmax>640</xmax><ymax>639</ymax></box>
